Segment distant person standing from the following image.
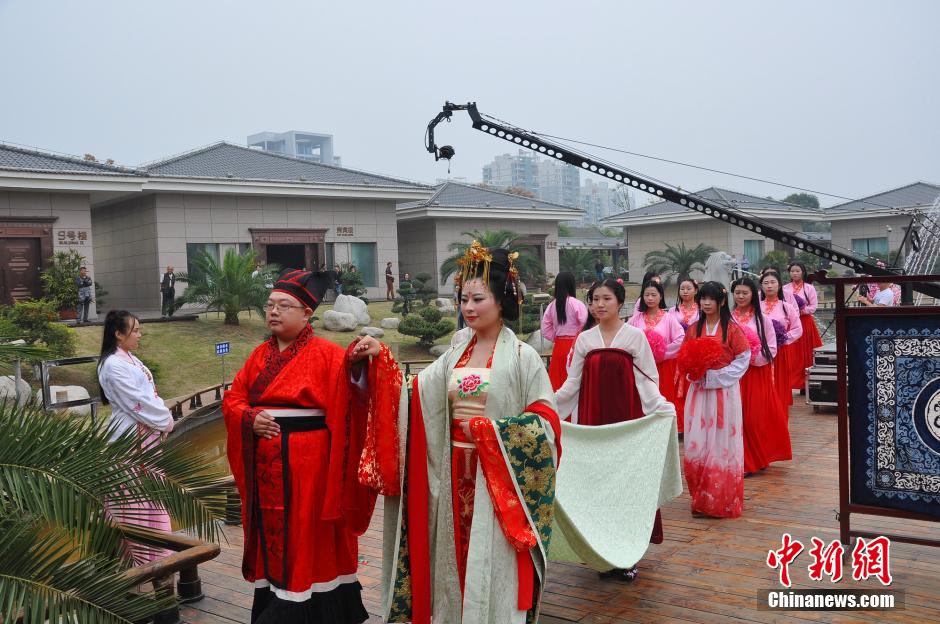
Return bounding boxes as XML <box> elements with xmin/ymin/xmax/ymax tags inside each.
<box><xmin>595</xmin><ymin>258</ymin><xmax>605</xmax><ymax>282</ymax></box>
<box><xmin>741</xmin><ymin>255</ymin><xmax>750</xmax><ymax>275</ymax></box>
<box><xmin>385</xmin><ymin>261</ymin><xmax>395</xmax><ymax>299</ymax></box>
<box><xmin>333</xmin><ymin>264</ymin><xmax>343</xmax><ymax>295</ymax></box>
<box><xmin>160</xmin><ymin>266</ymin><xmax>175</xmax><ymax>318</ymax></box>
<box><xmin>75</xmin><ymin>266</ymin><xmax>93</xmax><ymax>323</ymax></box>
<box><xmin>731</xmin><ymin>254</ymin><xmax>740</xmax><ymax>281</ymax></box>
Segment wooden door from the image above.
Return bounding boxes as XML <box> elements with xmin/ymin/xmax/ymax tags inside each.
<box><xmin>0</xmin><ymin>238</ymin><xmax>43</xmax><ymax>303</ymax></box>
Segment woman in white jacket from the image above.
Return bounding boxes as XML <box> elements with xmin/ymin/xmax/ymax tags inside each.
<box><xmin>97</xmin><ymin>309</ymin><xmax>174</xmax><ymax>562</ymax></box>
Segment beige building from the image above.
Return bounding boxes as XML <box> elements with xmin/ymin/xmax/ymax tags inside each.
<box><xmin>397</xmin><ymin>182</ymin><xmax>582</xmax><ymax>293</ymax></box>
<box><xmin>0</xmin><ymin>142</ymin><xmax>431</xmax><ymax>311</ymax></box>
<box><xmin>603</xmin><ymin>187</ymin><xmax>822</xmax><ymax>282</ymax></box>
<box><xmin>826</xmin><ymin>181</ymin><xmax>940</xmax><ymax>271</ymax></box>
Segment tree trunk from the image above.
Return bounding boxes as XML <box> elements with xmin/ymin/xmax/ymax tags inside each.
<box><xmin>224</xmin><ymin>311</ymin><xmax>240</xmax><ymax>325</ymax></box>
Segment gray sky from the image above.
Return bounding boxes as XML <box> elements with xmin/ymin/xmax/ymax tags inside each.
<box><xmin>1</xmin><ymin>0</ymin><xmax>937</xmax><ymax>207</ymax></box>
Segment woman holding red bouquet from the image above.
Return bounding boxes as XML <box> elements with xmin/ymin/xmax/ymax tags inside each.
<box><xmin>628</xmin><ymin>280</ymin><xmax>685</xmax><ymax>433</ymax></box>
<box><xmin>759</xmin><ymin>271</ymin><xmax>802</xmax><ymax>409</ymax></box>
<box><xmin>678</xmin><ymin>281</ymin><xmax>750</xmax><ymax>518</ymax></box>
<box><xmin>783</xmin><ymin>262</ymin><xmax>823</xmax><ymax>392</ymax></box>
<box><xmin>731</xmin><ymin>278</ymin><xmax>792</xmax><ymax>474</ymax></box>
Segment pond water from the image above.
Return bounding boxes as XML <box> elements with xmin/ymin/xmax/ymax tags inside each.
<box><xmin>179</xmin><ymin>417</ymin><xmax>232</xmax><ymax>476</ymax></box>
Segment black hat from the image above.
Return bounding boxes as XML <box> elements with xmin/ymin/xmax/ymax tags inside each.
<box><xmin>272</xmin><ymin>269</ymin><xmax>332</xmax><ymax>311</ymax></box>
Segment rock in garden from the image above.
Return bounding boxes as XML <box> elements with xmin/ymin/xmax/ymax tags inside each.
<box><xmin>380</xmin><ymin>317</ymin><xmax>400</xmax><ymax>330</ymax></box>
<box><xmin>434</xmin><ymin>297</ymin><xmax>456</xmax><ymax>316</ymax></box>
<box><xmin>322</xmin><ymin>310</ymin><xmax>357</xmax><ymax>332</ymax></box>
<box><xmin>333</xmin><ymin>294</ymin><xmax>371</xmax><ymax>325</ymax></box>
<box><xmin>0</xmin><ymin>375</ymin><xmax>31</xmax><ymax>405</ymax></box>
<box><xmin>526</xmin><ymin>330</ymin><xmax>554</xmax><ymax>353</ymax></box>
<box><xmin>36</xmin><ymin>385</ymin><xmax>92</xmax><ymax>416</ymax></box>
<box><xmin>360</xmin><ymin>326</ymin><xmax>385</xmax><ymax>338</ymax></box>
<box><xmin>429</xmin><ymin>344</ymin><xmax>450</xmax><ymax>357</ymax></box>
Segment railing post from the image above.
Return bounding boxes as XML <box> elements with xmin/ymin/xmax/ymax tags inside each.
<box><xmin>189</xmin><ymin>396</ymin><xmax>197</xmax><ymax>410</ymax></box>
<box><xmin>177</xmin><ymin>565</ymin><xmax>205</xmax><ymax>603</ymax></box>
<box><xmin>214</xmin><ymin>386</ymin><xmax>222</xmax><ymax>401</ymax></box>
<box><xmin>153</xmin><ymin>575</ymin><xmax>181</xmax><ymax>624</ymax></box>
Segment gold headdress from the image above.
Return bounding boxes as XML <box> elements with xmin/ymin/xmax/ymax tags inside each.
<box><xmin>454</xmin><ymin>241</ymin><xmax>524</xmax><ymax>305</ymax></box>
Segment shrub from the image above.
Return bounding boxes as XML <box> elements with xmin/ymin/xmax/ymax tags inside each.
<box><xmin>393</xmin><ymin>272</ymin><xmax>437</xmax><ymax>316</ymax></box>
<box><xmin>40</xmin><ymin>249</ymin><xmax>85</xmax><ymax>311</ymax></box>
<box><xmin>339</xmin><ymin>265</ymin><xmax>369</xmax><ymax>303</ymax></box>
<box><xmin>399</xmin><ymin>306</ymin><xmax>454</xmax><ymax>349</ymax></box>
<box><xmin>4</xmin><ymin>299</ymin><xmax>77</xmax><ymax>358</ymax></box>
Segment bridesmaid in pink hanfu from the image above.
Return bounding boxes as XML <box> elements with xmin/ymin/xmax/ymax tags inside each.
<box><xmin>760</xmin><ymin>271</ymin><xmax>802</xmax><ymax>409</ymax></box>
<box><xmin>628</xmin><ymin>280</ymin><xmax>684</xmax><ymax>432</ymax></box>
<box><xmin>667</xmin><ymin>278</ymin><xmax>699</xmax><ymax>433</ymax></box>
<box><xmin>679</xmin><ymin>282</ymin><xmax>749</xmax><ymax>519</ymax></box>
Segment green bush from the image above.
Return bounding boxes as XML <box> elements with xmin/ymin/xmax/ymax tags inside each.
<box><xmin>757</xmin><ymin>250</ymin><xmax>791</xmax><ymax>274</ymax></box>
<box><xmin>40</xmin><ymin>249</ymin><xmax>85</xmax><ymax>311</ymax></box>
<box><xmin>393</xmin><ymin>272</ymin><xmax>437</xmax><ymax>316</ymax></box>
<box><xmin>517</xmin><ymin>294</ymin><xmax>541</xmax><ymax>336</ymax></box>
<box><xmin>339</xmin><ymin>265</ymin><xmax>369</xmax><ymax>303</ymax></box>
<box><xmin>399</xmin><ymin>306</ymin><xmax>454</xmax><ymax>349</ymax></box>
<box><xmin>94</xmin><ymin>281</ymin><xmax>108</xmax><ymax>308</ymax></box>
<box><xmin>4</xmin><ymin>299</ymin><xmax>77</xmax><ymax>358</ymax></box>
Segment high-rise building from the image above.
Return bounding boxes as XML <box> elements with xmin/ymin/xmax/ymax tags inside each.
<box><xmin>538</xmin><ymin>157</ymin><xmax>581</xmax><ymax>208</ymax></box>
<box><xmin>482</xmin><ymin>150</ymin><xmax>539</xmax><ymax>195</ymax></box>
<box><xmin>247</xmin><ymin>130</ymin><xmax>342</xmax><ymax>166</ymax></box>
<box><xmin>580</xmin><ymin>178</ymin><xmax>612</xmax><ymax>225</ymax></box>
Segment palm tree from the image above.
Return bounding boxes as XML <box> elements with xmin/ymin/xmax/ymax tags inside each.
<box><xmin>0</xmin><ymin>401</ymin><xmax>229</xmax><ymax>623</ymax></box>
<box><xmin>559</xmin><ymin>248</ymin><xmax>596</xmax><ymax>279</ymax></box>
<box><xmin>643</xmin><ymin>242</ymin><xmax>717</xmax><ymax>282</ymax></box>
<box><xmin>175</xmin><ymin>248</ymin><xmax>272</xmax><ymax>325</ymax></box>
<box><xmin>439</xmin><ymin>229</ymin><xmax>544</xmax><ymax>286</ymax></box>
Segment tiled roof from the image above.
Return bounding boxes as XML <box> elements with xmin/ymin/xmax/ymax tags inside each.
<box><xmin>143</xmin><ymin>142</ymin><xmax>428</xmax><ymax>189</ymax></box>
<box><xmin>0</xmin><ymin>143</ymin><xmax>137</xmax><ymax>175</ymax></box>
<box><xmin>825</xmin><ymin>182</ymin><xmax>940</xmax><ymax>215</ymax></box>
<box><xmin>604</xmin><ymin>187</ymin><xmax>820</xmax><ymax>222</ymax></box>
<box><xmin>398</xmin><ymin>182</ymin><xmax>582</xmax><ymax>213</ymax></box>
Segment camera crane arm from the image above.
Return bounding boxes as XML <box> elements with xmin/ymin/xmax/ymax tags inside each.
<box><xmin>426</xmin><ymin>101</ymin><xmax>940</xmax><ymax>299</ymax></box>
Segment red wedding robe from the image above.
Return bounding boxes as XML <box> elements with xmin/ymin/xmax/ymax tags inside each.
<box><xmin>223</xmin><ymin>325</ymin><xmax>400</xmax><ymax>597</ymax></box>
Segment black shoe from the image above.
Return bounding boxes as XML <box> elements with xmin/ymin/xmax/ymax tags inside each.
<box><xmin>599</xmin><ymin>566</ymin><xmax>638</xmax><ymax>582</ymax></box>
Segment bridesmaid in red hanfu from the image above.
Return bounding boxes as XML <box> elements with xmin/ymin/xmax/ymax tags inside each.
<box><xmin>731</xmin><ymin>277</ymin><xmax>792</xmax><ymax>474</ymax></box>
<box><xmin>759</xmin><ymin>270</ymin><xmax>802</xmax><ymax>410</ymax></box>
<box><xmin>628</xmin><ymin>280</ymin><xmax>684</xmax><ymax>432</ymax></box>
<box><xmin>667</xmin><ymin>277</ymin><xmax>699</xmax><ymax>433</ymax></box>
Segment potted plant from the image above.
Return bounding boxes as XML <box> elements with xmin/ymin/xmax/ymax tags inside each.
<box><xmin>40</xmin><ymin>249</ymin><xmax>85</xmax><ymax>320</ymax></box>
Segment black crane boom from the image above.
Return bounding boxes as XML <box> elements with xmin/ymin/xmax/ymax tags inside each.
<box><xmin>426</xmin><ymin>101</ymin><xmax>940</xmax><ymax>299</ymax></box>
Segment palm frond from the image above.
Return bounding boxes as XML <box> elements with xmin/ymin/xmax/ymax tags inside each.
<box><xmin>0</xmin><ymin>513</ymin><xmax>174</xmax><ymax>624</ymax></box>
<box><xmin>439</xmin><ymin>229</ymin><xmax>545</xmax><ymax>284</ymax></box>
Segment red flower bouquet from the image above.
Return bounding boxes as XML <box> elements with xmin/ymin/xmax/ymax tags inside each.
<box><xmin>644</xmin><ymin>328</ymin><xmax>667</xmax><ymax>363</ymax></box>
<box><xmin>677</xmin><ymin>336</ymin><xmax>726</xmax><ymax>381</ymax></box>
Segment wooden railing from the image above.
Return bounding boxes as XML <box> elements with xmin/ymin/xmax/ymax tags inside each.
<box><xmin>167</xmin><ymin>382</ymin><xmax>232</xmax><ymax>420</ymax></box>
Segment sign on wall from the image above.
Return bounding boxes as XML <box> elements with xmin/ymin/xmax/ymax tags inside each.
<box><xmin>55</xmin><ymin>229</ymin><xmax>90</xmax><ymax>247</ymax></box>
<box><xmin>336</xmin><ymin>226</ymin><xmax>354</xmax><ymax>237</ymax></box>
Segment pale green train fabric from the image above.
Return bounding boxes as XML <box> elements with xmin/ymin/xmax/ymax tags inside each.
<box><xmin>549</xmin><ymin>411</ymin><xmax>682</xmax><ymax>571</ymax></box>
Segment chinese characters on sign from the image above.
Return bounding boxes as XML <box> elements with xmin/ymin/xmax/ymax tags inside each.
<box><xmin>55</xmin><ymin>229</ymin><xmax>89</xmax><ymax>247</ymax></box>
<box><xmin>336</xmin><ymin>226</ymin><xmax>354</xmax><ymax>237</ymax></box>
<box><xmin>767</xmin><ymin>534</ymin><xmax>892</xmax><ymax>588</ymax></box>
<box><xmin>546</xmin><ymin>240</ymin><xmax>558</xmax><ymax>250</ymax></box>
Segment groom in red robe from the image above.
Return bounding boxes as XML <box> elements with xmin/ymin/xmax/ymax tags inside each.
<box><xmin>223</xmin><ymin>269</ymin><xmax>401</xmax><ymax>624</ymax></box>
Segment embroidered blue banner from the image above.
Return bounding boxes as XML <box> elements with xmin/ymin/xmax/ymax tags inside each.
<box><xmin>846</xmin><ymin>315</ymin><xmax>940</xmax><ymax>518</ymax></box>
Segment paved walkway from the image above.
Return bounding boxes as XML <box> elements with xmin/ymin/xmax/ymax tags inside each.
<box><xmin>182</xmin><ymin>401</ymin><xmax>940</xmax><ymax>623</ymax></box>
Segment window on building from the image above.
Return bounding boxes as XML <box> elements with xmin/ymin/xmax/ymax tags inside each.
<box><xmin>186</xmin><ymin>243</ymin><xmax>219</xmax><ymax>278</ymax></box>
<box><xmin>851</xmin><ymin>237</ymin><xmax>888</xmax><ymax>256</ymax></box>
<box><xmin>325</xmin><ymin>243</ymin><xmax>335</xmax><ymax>270</ymax></box>
<box><xmin>743</xmin><ymin>240</ymin><xmax>764</xmax><ymax>265</ymax></box>
<box><xmin>350</xmin><ymin>243</ymin><xmax>377</xmax><ymax>287</ymax></box>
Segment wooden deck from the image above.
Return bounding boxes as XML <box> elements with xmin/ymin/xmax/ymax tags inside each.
<box><xmin>181</xmin><ymin>402</ymin><xmax>940</xmax><ymax>623</ymax></box>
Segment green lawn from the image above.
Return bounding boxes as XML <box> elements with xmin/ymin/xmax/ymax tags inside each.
<box><xmin>65</xmin><ymin>300</ymin><xmax>444</xmax><ymax>401</ymax></box>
